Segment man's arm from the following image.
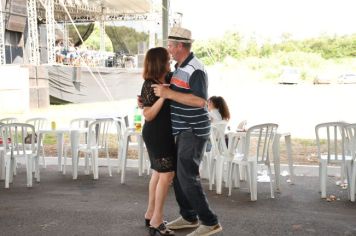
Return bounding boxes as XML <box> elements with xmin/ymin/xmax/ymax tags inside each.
<box><xmin>151</xmin><ymin>70</ymin><xmax>208</xmax><ymax>108</ymax></box>
<box><xmin>151</xmin><ymin>84</ymin><xmax>206</xmax><ymax>108</ymax></box>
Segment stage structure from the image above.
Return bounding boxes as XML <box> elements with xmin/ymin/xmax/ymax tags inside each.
<box><xmin>0</xmin><ymin>0</ymin><xmax>174</xmax><ymax>111</ymax></box>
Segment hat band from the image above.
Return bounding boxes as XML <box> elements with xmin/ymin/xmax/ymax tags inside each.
<box><xmin>168</xmin><ymin>36</ymin><xmax>191</xmax><ymax>41</ymax></box>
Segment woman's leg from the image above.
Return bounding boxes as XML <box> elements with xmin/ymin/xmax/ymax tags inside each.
<box><xmin>145</xmin><ymin>170</ymin><xmax>159</xmax><ymax>220</ymax></box>
<box><xmin>150</xmin><ymin>171</ymin><xmax>175</xmax><ymax>227</ymax></box>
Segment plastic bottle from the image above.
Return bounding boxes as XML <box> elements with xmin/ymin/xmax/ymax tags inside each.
<box><xmin>51</xmin><ymin>121</ymin><xmax>56</xmax><ymax>130</ymax></box>
<box><xmin>134</xmin><ymin>106</ymin><xmax>142</xmax><ymax>132</ymax></box>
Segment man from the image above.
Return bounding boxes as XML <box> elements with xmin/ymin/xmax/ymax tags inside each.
<box><xmin>152</xmin><ymin>27</ymin><xmax>222</xmax><ymax>236</ymax></box>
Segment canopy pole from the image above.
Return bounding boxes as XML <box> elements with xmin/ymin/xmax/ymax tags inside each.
<box><xmin>0</xmin><ymin>3</ymin><xmax>6</xmax><ymax>65</ymax></box>
<box><xmin>162</xmin><ymin>0</ymin><xmax>169</xmax><ymax>48</ymax></box>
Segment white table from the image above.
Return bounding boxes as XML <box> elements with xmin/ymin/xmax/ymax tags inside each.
<box><xmin>273</xmin><ymin>132</ymin><xmax>294</xmax><ymax>190</ymax></box>
<box><xmin>37</xmin><ymin>129</ymin><xmax>69</xmax><ymax>173</ymax></box>
<box><xmin>37</xmin><ymin>128</ymin><xmax>87</xmax><ymax>180</ymax></box>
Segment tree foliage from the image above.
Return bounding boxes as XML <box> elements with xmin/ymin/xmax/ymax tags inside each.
<box><xmin>194</xmin><ymin>33</ymin><xmax>356</xmax><ymax>65</ymax></box>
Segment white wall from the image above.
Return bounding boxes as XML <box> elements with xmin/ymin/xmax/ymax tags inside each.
<box><xmin>0</xmin><ymin>65</ymin><xmax>29</xmax><ymax>113</ymax></box>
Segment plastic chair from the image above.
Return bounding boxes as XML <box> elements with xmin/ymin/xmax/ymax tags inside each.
<box><xmin>0</xmin><ymin>117</ymin><xmax>18</xmax><ymax>124</ymax></box>
<box><xmin>62</xmin><ymin>118</ymin><xmax>95</xmax><ymax>175</ymax></box>
<box><xmin>228</xmin><ymin>123</ymin><xmax>278</xmax><ymax>201</ymax></box>
<box><xmin>75</xmin><ymin>119</ymin><xmax>112</xmax><ymax>179</ymax></box>
<box><xmin>315</xmin><ymin>122</ymin><xmax>352</xmax><ymax>199</ymax></box>
<box><xmin>207</xmin><ymin>121</ymin><xmax>231</xmax><ymax>194</ymax></box>
<box><xmin>0</xmin><ymin>123</ymin><xmax>39</xmax><ymax>188</ymax></box>
<box><xmin>25</xmin><ymin>118</ymin><xmax>49</xmax><ymax>167</ymax></box>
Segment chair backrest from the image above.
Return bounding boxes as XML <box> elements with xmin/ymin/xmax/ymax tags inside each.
<box><xmin>0</xmin><ymin>117</ymin><xmax>18</xmax><ymax>124</ymax></box>
<box><xmin>315</xmin><ymin>122</ymin><xmax>349</xmax><ymax>162</ymax></box>
<box><xmin>70</xmin><ymin>118</ymin><xmax>95</xmax><ymax>129</ymax></box>
<box><xmin>237</xmin><ymin>120</ymin><xmax>247</xmax><ymax>131</ymax></box>
<box><xmin>87</xmin><ymin>119</ymin><xmax>113</xmax><ymax>149</ymax></box>
<box><xmin>345</xmin><ymin>123</ymin><xmax>356</xmax><ymax>161</ymax></box>
<box><xmin>0</xmin><ymin>123</ymin><xmax>36</xmax><ymax>156</ymax></box>
<box><xmin>210</xmin><ymin>123</ymin><xmax>229</xmax><ymax>157</ymax></box>
<box><xmin>244</xmin><ymin>123</ymin><xmax>278</xmax><ymax>164</ymax></box>
<box><xmin>26</xmin><ymin>118</ymin><xmax>49</xmax><ymax>131</ymax></box>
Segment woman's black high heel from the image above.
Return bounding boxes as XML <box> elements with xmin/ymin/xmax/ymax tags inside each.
<box><xmin>145</xmin><ymin>219</ymin><xmax>168</xmax><ymax>227</ymax></box>
<box><xmin>149</xmin><ymin>223</ymin><xmax>174</xmax><ymax>236</ymax></box>
<box><xmin>145</xmin><ymin>218</ymin><xmax>150</xmax><ymax>227</ymax></box>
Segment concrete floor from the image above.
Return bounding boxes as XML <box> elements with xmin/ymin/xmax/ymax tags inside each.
<box><xmin>1</xmin><ymin>165</ymin><xmax>356</xmax><ymax>236</ymax></box>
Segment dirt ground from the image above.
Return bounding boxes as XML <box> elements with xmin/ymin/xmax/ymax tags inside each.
<box><xmin>43</xmin><ymin>138</ymin><xmax>319</xmax><ymax>165</ymax></box>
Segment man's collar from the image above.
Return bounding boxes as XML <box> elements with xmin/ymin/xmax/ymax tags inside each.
<box><xmin>175</xmin><ymin>52</ymin><xmax>194</xmax><ymax>69</ymax></box>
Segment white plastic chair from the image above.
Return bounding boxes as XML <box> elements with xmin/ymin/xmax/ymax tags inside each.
<box><xmin>207</xmin><ymin>121</ymin><xmax>231</xmax><ymax>194</ymax></box>
<box><xmin>25</xmin><ymin>118</ymin><xmax>49</xmax><ymax>167</ymax></box>
<box><xmin>315</xmin><ymin>122</ymin><xmax>352</xmax><ymax>199</ymax></box>
<box><xmin>0</xmin><ymin>123</ymin><xmax>39</xmax><ymax>188</ymax></box>
<box><xmin>75</xmin><ymin>119</ymin><xmax>112</xmax><ymax>179</ymax></box>
<box><xmin>0</xmin><ymin>117</ymin><xmax>18</xmax><ymax>124</ymax></box>
<box><xmin>62</xmin><ymin>118</ymin><xmax>95</xmax><ymax>175</ymax></box>
<box><xmin>228</xmin><ymin>123</ymin><xmax>278</xmax><ymax>201</ymax></box>
<box><xmin>345</xmin><ymin>123</ymin><xmax>356</xmax><ymax>202</ymax></box>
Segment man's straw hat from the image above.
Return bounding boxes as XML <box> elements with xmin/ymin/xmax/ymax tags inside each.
<box><xmin>168</xmin><ymin>27</ymin><xmax>194</xmax><ymax>43</ymax></box>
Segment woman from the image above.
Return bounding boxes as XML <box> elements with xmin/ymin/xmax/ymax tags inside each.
<box><xmin>140</xmin><ymin>47</ymin><xmax>175</xmax><ymax>236</ymax></box>
<box><xmin>208</xmin><ymin>96</ymin><xmax>230</xmax><ymax>122</ymax></box>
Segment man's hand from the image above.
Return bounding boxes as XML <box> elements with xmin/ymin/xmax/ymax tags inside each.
<box><xmin>151</xmin><ymin>84</ymin><xmax>170</xmax><ymax>98</ymax></box>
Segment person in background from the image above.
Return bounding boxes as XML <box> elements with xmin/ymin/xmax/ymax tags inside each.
<box><xmin>208</xmin><ymin>96</ymin><xmax>230</xmax><ymax>123</ymax></box>
<box><xmin>140</xmin><ymin>47</ymin><xmax>176</xmax><ymax>236</ymax></box>
<box><xmin>151</xmin><ymin>26</ymin><xmax>222</xmax><ymax>236</ymax></box>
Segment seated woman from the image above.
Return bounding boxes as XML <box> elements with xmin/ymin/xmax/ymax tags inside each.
<box><xmin>206</xmin><ymin>96</ymin><xmax>231</xmax><ymax>151</ymax></box>
<box><xmin>208</xmin><ymin>96</ymin><xmax>230</xmax><ymax>123</ymax></box>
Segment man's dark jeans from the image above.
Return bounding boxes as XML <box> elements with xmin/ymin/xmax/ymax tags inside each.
<box><xmin>173</xmin><ymin>129</ymin><xmax>218</xmax><ymax>226</ymax></box>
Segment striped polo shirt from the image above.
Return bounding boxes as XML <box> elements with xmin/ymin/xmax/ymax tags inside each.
<box><xmin>170</xmin><ymin>53</ymin><xmax>211</xmax><ymax>138</ymax></box>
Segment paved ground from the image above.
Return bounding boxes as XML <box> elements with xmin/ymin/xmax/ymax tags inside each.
<box><xmin>1</xmin><ymin>165</ymin><xmax>356</xmax><ymax>236</ymax></box>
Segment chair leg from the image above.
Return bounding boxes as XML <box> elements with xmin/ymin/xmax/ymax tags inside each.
<box><xmin>106</xmin><ymin>147</ymin><xmax>112</xmax><ymax>177</ymax></box>
<box><xmin>41</xmin><ymin>145</ymin><xmax>46</xmax><ymax>168</ymax></box>
<box><xmin>267</xmin><ymin>164</ymin><xmax>275</xmax><ymax>199</ymax></box>
<box><xmin>5</xmin><ymin>156</ymin><xmax>11</xmax><ymax>188</ymax></box>
<box><xmin>26</xmin><ymin>155</ymin><xmax>33</xmax><ymax>187</ymax></box>
<box><xmin>93</xmin><ymin>150</ymin><xmax>99</xmax><ymax>180</ymax></box>
<box><xmin>249</xmin><ymin>161</ymin><xmax>257</xmax><ymax>201</ymax></box>
<box><xmin>120</xmin><ymin>135</ymin><xmax>129</xmax><ymax>184</ymax></box>
<box><xmin>234</xmin><ymin>165</ymin><xmax>240</xmax><ymax>188</ymax></box>
<box><xmin>84</xmin><ymin>153</ymin><xmax>90</xmax><ymax>175</ymax></box>
<box><xmin>35</xmin><ymin>155</ymin><xmax>40</xmax><ymax>182</ymax></box>
<box><xmin>228</xmin><ymin>163</ymin><xmax>235</xmax><ymax>196</ymax></box>
<box><xmin>320</xmin><ymin>162</ymin><xmax>327</xmax><ymax>198</ymax></box>
<box><xmin>63</xmin><ymin>147</ymin><xmax>67</xmax><ymax>175</ymax></box>
<box><xmin>209</xmin><ymin>159</ymin><xmax>215</xmax><ymax>191</ymax></box>
<box><xmin>350</xmin><ymin>164</ymin><xmax>356</xmax><ymax>202</ymax></box>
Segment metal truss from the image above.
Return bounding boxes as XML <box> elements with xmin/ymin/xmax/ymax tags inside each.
<box><xmin>99</xmin><ymin>19</ymin><xmax>105</xmax><ymax>51</ymax></box>
<box><xmin>27</xmin><ymin>0</ymin><xmax>40</xmax><ymax>65</ymax></box>
<box><xmin>0</xmin><ymin>7</ymin><xmax>6</xmax><ymax>64</ymax></box>
<box><xmin>45</xmin><ymin>0</ymin><xmax>56</xmax><ymax>64</ymax></box>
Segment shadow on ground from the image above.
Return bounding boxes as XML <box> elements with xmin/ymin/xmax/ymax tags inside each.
<box><xmin>1</xmin><ymin>165</ymin><xmax>356</xmax><ymax>236</ymax></box>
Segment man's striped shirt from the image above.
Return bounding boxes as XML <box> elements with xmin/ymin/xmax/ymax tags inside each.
<box><xmin>170</xmin><ymin>53</ymin><xmax>210</xmax><ymax>138</ymax></box>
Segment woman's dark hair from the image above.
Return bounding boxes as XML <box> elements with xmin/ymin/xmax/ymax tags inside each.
<box><xmin>209</xmin><ymin>96</ymin><xmax>230</xmax><ymax>120</ymax></box>
<box><xmin>143</xmin><ymin>47</ymin><xmax>169</xmax><ymax>81</ymax></box>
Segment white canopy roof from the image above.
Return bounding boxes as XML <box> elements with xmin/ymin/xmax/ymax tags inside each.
<box><xmin>100</xmin><ymin>0</ymin><xmax>151</xmax><ymax>13</ymax></box>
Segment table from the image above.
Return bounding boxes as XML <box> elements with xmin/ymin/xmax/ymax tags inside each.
<box><xmin>37</xmin><ymin>129</ymin><xmax>69</xmax><ymax>174</ymax></box>
<box><xmin>273</xmin><ymin>132</ymin><xmax>294</xmax><ymax>190</ymax></box>
<box><xmin>37</xmin><ymin>128</ymin><xmax>87</xmax><ymax>180</ymax></box>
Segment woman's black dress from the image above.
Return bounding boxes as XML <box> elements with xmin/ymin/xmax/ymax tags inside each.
<box><xmin>141</xmin><ymin>79</ymin><xmax>176</xmax><ymax>173</ymax></box>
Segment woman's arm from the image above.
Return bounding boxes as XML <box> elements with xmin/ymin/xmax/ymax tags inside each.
<box><xmin>143</xmin><ymin>97</ymin><xmax>165</xmax><ymax>121</ymax></box>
